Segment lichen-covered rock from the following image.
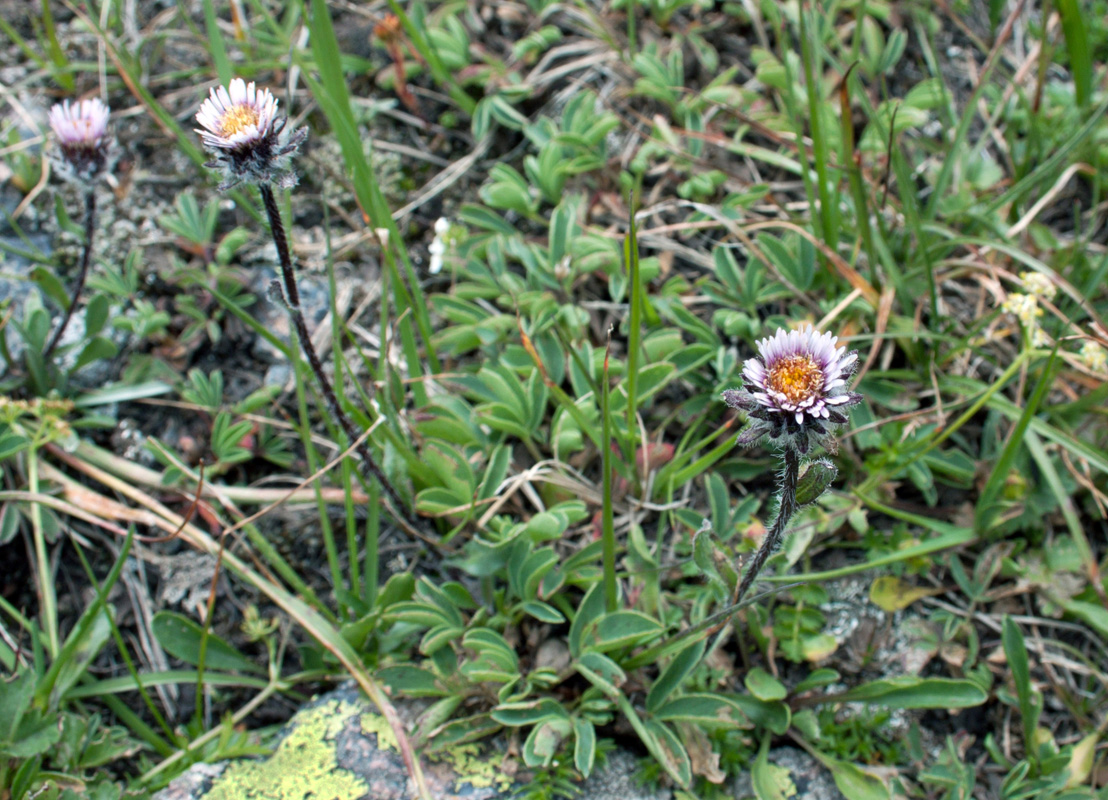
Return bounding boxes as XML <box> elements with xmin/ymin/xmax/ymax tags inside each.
<box><xmin>153</xmin><ymin>684</ymin><xmax>674</xmax><ymax>800</ymax></box>
<box><xmin>153</xmin><ymin>685</ymin><xmax>840</xmax><ymax>800</ymax></box>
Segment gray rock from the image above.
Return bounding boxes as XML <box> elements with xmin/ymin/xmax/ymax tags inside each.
<box><xmin>728</xmin><ymin>746</ymin><xmax>845</xmax><ymax>800</ymax></box>
<box><xmin>581</xmin><ymin>748</ymin><xmax>672</xmax><ymax>800</ymax></box>
<box><xmin>262</xmin><ymin>362</ymin><xmax>291</xmax><ymax>391</ymax></box>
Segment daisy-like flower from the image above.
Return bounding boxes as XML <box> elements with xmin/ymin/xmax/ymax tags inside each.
<box><xmin>195</xmin><ymin>78</ymin><xmax>306</xmax><ymax>190</ymax></box>
<box><xmin>723</xmin><ymin>326</ymin><xmax>861</xmax><ymax>453</ymax></box>
<box><xmin>48</xmin><ymin>98</ymin><xmax>111</xmax><ymax>182</ymax></box>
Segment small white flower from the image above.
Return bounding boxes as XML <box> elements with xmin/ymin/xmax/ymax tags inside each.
<box><xmin>427</xmin><ymin>218</ymin><xmax>451</xmax><ymax>275</ymax></box>
<box><xmin>1021</xmin><ymin>271</ymin><xmax>1056</xmax><ymax>301</ymax></box>
<box><xmin>428</xmin><ymin>238</ymin><xmax>446</xmax><ymax>275</ymax></box>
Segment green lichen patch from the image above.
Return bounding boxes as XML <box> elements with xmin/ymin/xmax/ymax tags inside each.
<box><xmin>204</xmin><ymin>700</ymin><xmax>368</xmax><ymax>800</ymax></box>
<box><xmin>437</xmin><ymin>742</ymin><xmax>513</xmax><ymax>792</ymax></box>
<box><xmin>358</xmin><ymin>711</ymin><xmax>512</xmax><ymax>793</ymax></box>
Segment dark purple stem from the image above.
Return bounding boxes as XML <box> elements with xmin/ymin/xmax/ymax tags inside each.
<box><xmin>735</xmin><ymin>445</ymin><xmax>800</xmax><ymax>605</ymax></box>
<box><xmin>258</xmin><ymin>183</ymin><xmax>415</xmax><ymax>527</ymax></box>
<box><xmin>44</xmin><ymin>190</ymin><xmax>96</xmax><ymax>359</ymax></box>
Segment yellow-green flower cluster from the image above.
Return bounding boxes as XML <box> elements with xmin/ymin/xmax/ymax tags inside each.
<box><xmin>1002</xmin><ymin>272</ymin><xmax>1055</xmax><ymax>347</ymax></box>
<box><xmin>1001</xmin><ymin>292</ymin><xmax>1041</xmax><ymax>325</ymax></box>
<box><xmin>1021</xmin><ymin>271</ymin><xmax>1056</xmax><ymax>300</ymax></box>
<box><xmin>1079</xmin><ymin>340</ymin><xmax>1106</xmax><ymax>373</ymax></box>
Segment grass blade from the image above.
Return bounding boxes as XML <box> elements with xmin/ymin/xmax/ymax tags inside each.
<box><xmin>974</xmin><ymin>349</ymin><xmax>1057</xmax><ymax>534</ymax></box>
<box><xmin>1056</xmin><ymin>0</ymin><xmax>1091</xmax><ymax>108</ymax></box>
<box><xmin>601</xmin><ymin>328</ymin><xmax>617</xmax><ymax>613</ymax></box>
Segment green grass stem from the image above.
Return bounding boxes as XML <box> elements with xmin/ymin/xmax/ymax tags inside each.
<box><xmin>601</xmin><ymin>332</ymin><xmax>617</xmax><ymax>613</ymax></box>
<box><xmin>799</xmin><ymin>7</ymin><xmax>839</xmax><ymax>252</ymax></box>
<box><xmin>26</xmin><ymin>446</ymin><xmax>57</xmax><ymax>657</ymax></box>
<box><xmin>624</xmin><ymin>201</ymin><xmax>643</xmax><ymax>471</ymax></box>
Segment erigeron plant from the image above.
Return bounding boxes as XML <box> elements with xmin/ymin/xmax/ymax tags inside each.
<box><xmin>722</xmin><ymin>325</ymin><xmax>861</xmax><ymax>603</ymax></box>
<box><xmin>194</xmin><ymin>78</ymin><xmax>417</xmax><ymax>532</ymax></box>
<box><xmin>44</xmin><ymin>97</ymin><xmax>111</xmax><ymax>358</ymax></box>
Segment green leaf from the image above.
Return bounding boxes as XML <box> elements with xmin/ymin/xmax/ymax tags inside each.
<box><xmin>587</xmin><ymin>610</ymin><xmax>664</xmax><ymax>653</ymax></box>
<box><xmin>31</xmin><ymin>265</ymin><xmax>70</xmax><ymax>309</ymax></box>
<box><xmin>1003</xmin><ymin>615</ymin><xmax>1039</xmax><ymax>767</ymax></box>
<box><xmin>575</xmin><ymin>651</ymin><xmax>626</xmax><ymax>695</ymax></box>
<box><xmin>794</xmin><ymin>668</ymin><xmax>840</xmax><ymax>693</ymax></box>
<box><xmin>151</xmin><ymin>611</ymin><xmax>265</xmax><ymax>675</ymax></box>
<box><xmin>568</xmin><ymin>582</ymin><xmax>607</xmax><ymax>658</ymax></box>
<box><xmin>520</xmin><ymin>601</ymin><xmax>565</xmax><ymax>624</ymax></box>
<box><xmin>523</xmin><ymin>717</ymin><xmax>572</xmax><ymax>767</ymax></box>
<box><xmin>646</xmin><ymin>639</ymin><xmax>706</xmax><ymax>712</ymax></box>
<box><xmin>549</xmin><ymin>199</ymin><xmax>576</xmax><ymax>270</ymax></box>
<box><xmin>835</xmin><ymin>676</ymin><xmax>987</xmax><ymax>709</ymax></box>
<box><xmin>376</xmin><ymin>665</ymin><xmax>445</xmax><ymax>697</ymax></box>
<box><xmin>512</xmin><ymin>548</ymin><xmax>559</xmax><ymax>601</ymax></box>
<box><xmin>652</xmin><ymin>693</ymin><xmax>748</xmax><ymax>728</ymax></box>
<box><xmin>751</xmin><ymin>736</ymin><xmax>794</xmax><ymax>800</ymax></box>
<box><xmin>623</xmin><ymin>363</ymin><xmax>676</xmax><ymax>404</ymax></box>
<box><xmin>458</xmin><ymin>204</ymin><xmax>517</xmax><ymax>235</ymax></box>
<box><xmin>574</xmin><ymin>717</ymin><xmax>596</xmax><ymax>777</ymax></box>
<box><xmin>75</xmin><ymin>381</ymin><xmax>172</xmax><ymax>407</ymax></box>
<box><xmin>975</xmin><ymin>351</ymin><xmax>1057</xmax><ymax>533</ymax></box>
<box><xmin>0</xmin><ymin>430</ymin><xmax>31</xmax><ymax>462</ymax></box>
<box><xmin>641</xmin><ymin>719</ymin><xmax>691</xmax><ymax>788</ymax></box>
<box><xmin>74</xmin><ymin>335</ymin><xmax>118</xmax><ymax>371</ymax></box>
<box><xmin>51</xmin><ymin>605</ymin><xmax>112</xmax><ymax>704</ymax></box>
<box><xmin>5</xmin><ymin>710</ymin><xmax>62</xmax><ymax>758</ymax></box>
<box><xmin>463</xmin><ymin>628</ymin><xmax>518</xmax><ymax>672</ymax></box>
<box><xmin>1057</xmin><ymin>0</ymin><xmax>1091</xmax><ymax>107</ymax></box>
<box><xmin>0</xmin><ymin>669</ymin><xmax>34</xmax><ymax>741</ymax></box>
<box><xmin>807</xmin><ymin>747</ymin><xmax>890</xmax><ymax>800</ymax></box>
<box><xmin>410</xmin><ymin>695</ymin><xmax>462</xmax><ymax>742</ymax></box>
<box><xmin>745</xmin><ymin>667</ymin><xmax>787</xmax><ymax>701</ymax></box>
<box><xmin>84</xmin><ymin>293</ymin><xmax>109</xmax><ymax>337</ymax></box>
<box><xmin>1062</xmin><ymin>599</ymin><xmax>1108</xmax><ymax>639</ymax></box>
<box><xmin>492</xmin><ymin>698</ymin><xmax>569</xmax><ymax>727</ymax></box>
<box><xmin>66</xmin><ymin>671</ymin><xmax>270</xmax><ymax>698</ymax></box>
<box><xmin>795</xmin><ymin>458</ymin><xmax>837</xmax><ymax>505</ymax></box>
<box><xmin>414</xmin><ymin>487</ymin><xmax>467</xmax><ymax>516</ymax></box>
<box><xmin>730</xmin><ymin>694</ymin><xmax>790</xmax><ymax>734</ymax></box>
<box><xmin>421</xmin><ymin>624</ymin><xmax>465</xmax><ymax>655</ymax></box>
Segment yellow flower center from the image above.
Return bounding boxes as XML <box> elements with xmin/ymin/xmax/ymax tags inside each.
<box><xmin>766</xmin><ymin>355</ymin><xmax>822</xmax><ymax>404</ymax></box>
<box><xmin>219</xmin><ymin>104</ymin><xmax>260</xmax><ymax>137</ymax></box>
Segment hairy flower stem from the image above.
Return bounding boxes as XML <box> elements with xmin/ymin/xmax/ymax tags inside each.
<box><xmin>44</xmin><ymin>190</ymin><xmax>96</xmax><ymax>359</ymax></box>
<box><xmin>258</xmin><ymin>183</ymin><xmax>414</xmax><ymax>528</ymax></box>
<box><xmin>735</xmin><ymin>446</ymin><xmax>800</xmax><ymax>605</ymax></box>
